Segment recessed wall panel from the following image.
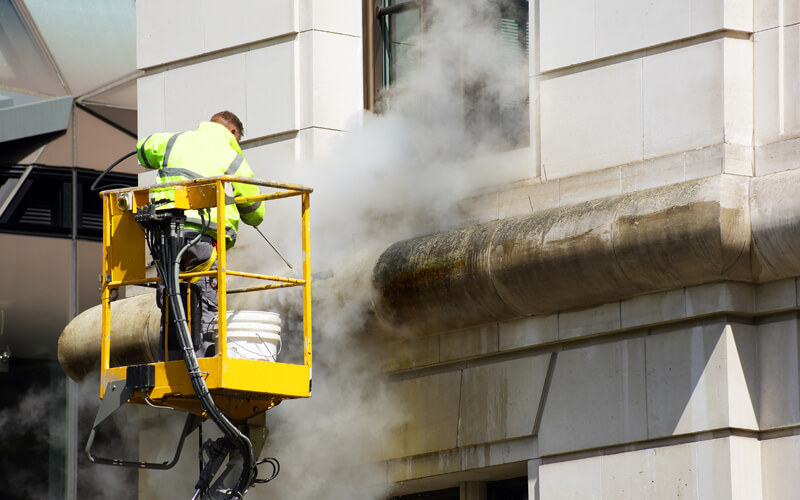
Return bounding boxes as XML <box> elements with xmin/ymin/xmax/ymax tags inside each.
<box><xmin>136</xmin><ymin>0</ymin><xmax>204</xmax><ymax>69</ymax></box>
<box><xmin>540</xmin><ymin>59</ymin><xmax>643</xmax><ymax>178</ymax></box>
<box><xmin>762</xmin><ymin>434</ymin><xmax>800</xmax><ymax>499</ymax></box>
<box><xmin>136</xmin><ymin>73</ymin><xmax>166</xmax><ymax>136</ymax></box>
<box><xmin>595</xmin><ymin>0</ymin><xmax>691</xmax><ymax>60</ymax></box>
<box><xmin>244</xmin><ymin>136</ymin><xmax>299</xmax><ymax>180</ymax></box>
<box><xmin>724</xmin><ymin>38</ymin><xmax>754</xmax><ymax>147</ymax></box>
<box><xmin>537</xmin><ymin>338</ymin><xmax>647</xmax><ymax>455</ymax></box>
<box><xmin>299</xmin><ymin>0</ymin><xmax>362</xmax><ymax>36</ymax></box>
<box><xmin>246</xmin><ymin>42</ymin><xmax>299</xmax><ymax>138</ymax></box>
<box><xmin>643</xmin><ymin>40</ymin><xmax>724</xmax><ymax>159</ymax></box>
<box><xmin>201</xmin><ymin>0</ymin><xmax>296</xmax><ymax>53</ymax></box>
<box><xmin>311</xmin><ymin>31</ymin><xmax>364</xmax><ymax>132</ymax></box>
<box><xmin>162</xmin><ymin>55</ymin><xmax>248</xmax><ymax>133</ymax></box>
<box><xmin>540</xmin><ymin>437</ymin><xmax>751</xmax><ymax>499</ymax></box>
<box><xmin>539</xmin><ymin>0</ymin><xmax>751</xmax><ymax>71</ymax></box>
<box><xmin>457</xmin><ymin>355</ymin><xmax>550</xmax><ymax>447</ymax></box>
<box><xmin>764</xmin><ymin>24</ymin><xmax>800</xmax><ymax>141</ymax></box>
<box><xmin>385</xmin><ymin>371</ymin><xmax>462</xmax><ymax>458</ymax></box>
<box><xmin>539</xmin><ymin>0</ymin><xmax>595</xmax><ymax>72</ymax></box>
<box><xmin>137</xmin><ymin>0</ymin><xmax>297</xmax><ymax>69</ymax></box>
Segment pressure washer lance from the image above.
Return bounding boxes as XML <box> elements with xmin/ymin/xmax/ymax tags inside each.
<box><xmin>255</xmin><ymin>226</ymin><xmax>293</xmax><ymax>270</ymax></box>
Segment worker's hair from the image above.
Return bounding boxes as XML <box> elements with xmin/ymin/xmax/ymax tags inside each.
<box><xmin>210</xmin><ymin>110</ymin><xmax>244</xmax><ymax>139</ymax></box>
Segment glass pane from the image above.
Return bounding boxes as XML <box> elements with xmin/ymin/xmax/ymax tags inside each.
<box><xmin>385</xmin><ymin>7</ymin><xmax>420</xmax><ymax>88</ymax></box>
<box><xmin>497</xmin><ymin>0</ymin><xmax>529</xmax><ymax>110</ymax></box>
<box><xmin>0</xmin><ymin>0</ymin><xmax>64</xmax><ymax>96</ymax></box>
<box><xmin>88</xmin><ymin>79</ymin><xmax>137</xmax><ymax>108</ymax></box>
<box><xmin>481</xmin><ymin>0</ymin><xmax>530</xmax><ymax>147</ymax></box>
<box><xmin>23</xmin><ymin>0</ymin><xmax>136</xmax><ymax>96</ymax></box>
<box><xmin>376</xmin><ymin>0</ymin><xmax>531</xmax><ymax>148</ymax></box>
<box><xmin>0</xmin><ymin>177</ymin><xmax>20</xmax><ymax>208</ymax></box>
<box><xmin>390</xmin><ymin>8</ymin><xmax>419</xmax><ymax>46</ymax></box>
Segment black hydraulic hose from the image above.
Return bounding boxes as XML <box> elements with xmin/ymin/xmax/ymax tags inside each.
<box><xmin>253</xmin><ymin>458</ymin><xmax>280</xmax><ymax>484</ymax></box>
<box><xmin>91</xmin><ymin>150</ymin><xmax>137</xmax><ymax>192</ymax></box>
<box><xmin>167</xmin><ymin>212</ymin><xmax>255</xmax><ymax>498</ymax></box>
<box><xmin>140</xmin><ymin>205</ymin><xmax>257</xmax><ymax>498</ymax></box>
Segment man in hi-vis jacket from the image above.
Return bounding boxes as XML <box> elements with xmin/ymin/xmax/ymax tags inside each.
<box><xmin>136</xmin><ymin>110</ymin><xmax>265</xmax><ymax>357</ymax></box>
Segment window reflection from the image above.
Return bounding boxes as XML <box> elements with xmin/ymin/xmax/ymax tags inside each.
<box><xmin>0</xmin><ymin>0</ymin><xmax>64</xmax><ymax>96</ymax></box>
<box><xmin>370</xmin><ymin>0</ymin><xmax>530</xmax><ymax>149</ymax></box>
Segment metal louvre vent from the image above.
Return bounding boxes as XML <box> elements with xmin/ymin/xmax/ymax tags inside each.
<box><xmin>18</xmin><ymin>206</ymin><xmax>52</xmax><ymax>225</ymax></box>
<box><xmin>0</xmin><ymin>165</ymin><xmax>136</xmax><ymax>241</ymax></box>
<box><xmin>80</xmin><ymin>212</ymin><xmax>103</xmax><ymax>231</ymax></box>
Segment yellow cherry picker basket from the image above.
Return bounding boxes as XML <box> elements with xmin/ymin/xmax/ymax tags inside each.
<box><xmin>87</xmin><ymin>176</ymin><xmax>312</xmax><ymax>498</ymax></box>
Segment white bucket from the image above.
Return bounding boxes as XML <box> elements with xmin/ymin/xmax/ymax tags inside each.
<box><xmin>218</xmin><ymin>310</ymin><xmax>281</xmax><ymax>362</ymax></box>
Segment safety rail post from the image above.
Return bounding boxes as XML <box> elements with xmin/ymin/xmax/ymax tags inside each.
<box><xmin>216</xmin><ymin>179</ymin><xmax>228</xmax><ymax>361</ymax></box>
<box><xmin>301</xmin><ymin>192</ymin><xmax>312</xmax><ymax>369</ymax></box>
<box><xmin>100</xmin><ymin>194</ymin><xmax>112</xmax><ymax>384</ymax></box>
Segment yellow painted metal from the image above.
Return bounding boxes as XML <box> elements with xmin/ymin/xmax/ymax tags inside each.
<box><xmin>221</xmin><ymin>359</ymin><xmax>310</xmax><ymax>397</ymax></box>
<box><xmin>98</xmin><ymin>358</ymin><xmax>312</xmax><ymax>399</ymax></box>
<box><xmin>217</xmin><ymin>271</ymin><xmax>305</xmax><ymax>294</ymax></box>
<box><xmin>107</xmin><ymin>276</ymin><xmax>160</xmax><ymax>288</ymax></box>
<box><xmin>174</xmin><ymin>183</ymin><xmax>218</xmax><ymax>210</ymax></box>
<box><xmin>109</xmin><ymin>196</ymin><xmax>146</xmax><ymax>283</ymax></box>
<box><xmin>133</xmin><ymin>189</ymin><xmax>150</xmax><ymax>211</ymax></box>
<box><xmin>102</xmin><ymin>359</ymin><xmax>309</xmax><ymax>422</ymax></box>
<box><xmin>216</xmin><ymin>178</ymin><xmax>228</xmax><ymax>363</ymax></box>
<box><xmin>302</xmin><ymin>193</ymin><xmax>312</xmax><ymax>369</ymax></box>
<box><xmin>228</xmin><ymin>282</ymin><xmax>299</xmax><ymax>295</ymax></box>
<box><xmin>226</xmin><ymin>270</ymin><xmax>305</xmax><ymax>284</ymax></box>
<box><xmin>233</xmin><ymin>190</ymin><xmax>299</xmax><ymax>204</ymax></box>
<box><xmin>176</xmin><ymin>270</ymin><xmax>216</xmax><ymax>281</ymax></box>
<box><xmin>97</xmin><ymin>176</ymin><xmax>314</xmax><ymax>419</ymax></box>
<box><xmin>101</xmin><ymin>176</ymin><xmax>312</xmax><ymax>196</ymax></box>
<box><xmin>100</xmin><ymin>195</ymin><xmax>112</xmax><ymax>390</ymax></box>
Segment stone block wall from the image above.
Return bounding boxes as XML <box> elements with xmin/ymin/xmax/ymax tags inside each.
<box><xmin>132</xmin><ymin>0</ymin><xmax>800</xmax><ymax>498</ymax></box>
<box><xmin>384</xmin><ymin>280</ymin><xmax>800</xmax><ymax>498</ymax></box>
<box><xmin>136</xmin><ymin>0</ymin><xmax>364</xmax><ymax>182</ymax></box>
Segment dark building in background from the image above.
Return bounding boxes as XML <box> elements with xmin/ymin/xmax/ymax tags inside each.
<box><xmin>0</xmin><ymin>1</ymin><xmax>138</xmax><ymax>497</ymax></box>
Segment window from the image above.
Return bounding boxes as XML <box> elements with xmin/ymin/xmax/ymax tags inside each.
<box><xmin>0</xmin><ymin>0</ymin><xmax>65</xmax><ymax>97</ymax></box>
<box><xmin>0</xmin><ymin>165</ymin><xmax>137</xmax><ymax>241</ymax></box>
<box><xmin>389</xmin><ymin>477</ymin><xmax>529</xmax><ymax>500</ymax></box>
<box><xmin>389</xmin><ymin>487</ymin><xmax>460</xmax><ymax>500</ymax></box>
<box><xmin>377</xmin><ymin>1</ymin><xmax>424</xmax><ymax>97</ymax></box>
<box><xmin>364</xmin><ymin>0</ymin><xmax>530</xmax><ymax>149</ymax></box>
<box><xmin>487</xmin><ymin>476</ymin><xmax>528</xmax><ymax>499</ymax></box>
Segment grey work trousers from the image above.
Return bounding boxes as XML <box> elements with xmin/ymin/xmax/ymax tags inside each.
<box><xmin>159</xmin><ymin>230</ymin><xmax>218</xmax><ymax>359</ymax></box>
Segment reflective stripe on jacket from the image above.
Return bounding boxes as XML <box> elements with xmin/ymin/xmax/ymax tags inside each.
<box><xmin>136</xmin><ymin>121</ymin><xmax>265</xmax><ymax>248</ymax></box>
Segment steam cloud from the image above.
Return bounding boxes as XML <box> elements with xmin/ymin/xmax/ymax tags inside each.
<box><xmin>0</xmin><ymin>373</ymin><xmax>141</xmax><ymax>499</ymax></box>
<box><xmin>0</xmin><ymin>380</ymin><xmax>65</xmax><ymax>499</ymax></box>
<box><xmin>18</xmin><ymin>1</ymin><xmax>532</xmax><ymax>498</ymax></box>
<box><xmin>230</xmin><ymin>1</ymin><xmax>531</xmax><ymax>498</ymax></box>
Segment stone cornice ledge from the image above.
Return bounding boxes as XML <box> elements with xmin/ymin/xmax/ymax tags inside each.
<box><xmin>373</xmin><ymin>170</ymin><xmax>800</xmax><ymax>334</ymax></box>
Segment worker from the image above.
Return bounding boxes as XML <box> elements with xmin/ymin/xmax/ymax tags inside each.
<box><xmin>136</xmin><ymin>111</ymin><xmax>265</xmax><ymax>357</ymax></box>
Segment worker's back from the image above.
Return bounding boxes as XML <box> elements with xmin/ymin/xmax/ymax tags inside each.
<box><xmin>137</xmin><ymin>120</ymin><xmax>265</xmax><ymax>247</ymax></box>
<box><xmin>138</xmin><ymin>121</ymin><xmax>241</xmax><ymax>177</ymax></box>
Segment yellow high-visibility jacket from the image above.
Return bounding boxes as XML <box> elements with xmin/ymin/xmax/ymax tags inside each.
<box><xmin>136</xmin><ymin>121</ymin><xmax>265</xmax><ymax>249</ymax></box>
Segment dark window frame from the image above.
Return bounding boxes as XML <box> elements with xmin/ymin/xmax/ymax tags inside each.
<box><xmin>389</xmin><ymin>487</ymin><xmax>460</xmax><ymax>500</ymax></box>
<box><xmin>488</xmin><ymin>476</ymin><xmax>529</xmax><ymax>500</ymax></box>
<box><xmin>364</xmin><ymin>0</ymin><xmax>425</xmax><ymax>112</ymax></box>
<box><xmin>0</xmin><ymin>165</ymin><xmax>136</xmax><ymax>241</ymax></box>
<box><xmin>389</xmin><ymin>476</ymin><xmax>529</xmax><ymax>500</ymax></box>
<box><xmin>363</xmin><ymin>0</ymin><xmax>531</xmax><ymax>148</ymax></box>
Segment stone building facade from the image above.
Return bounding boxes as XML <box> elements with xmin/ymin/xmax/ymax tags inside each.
<box><xmin>135</xmin><ymin>1</ymin><xmax>800</xmax><ymax>499</ymax></box>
